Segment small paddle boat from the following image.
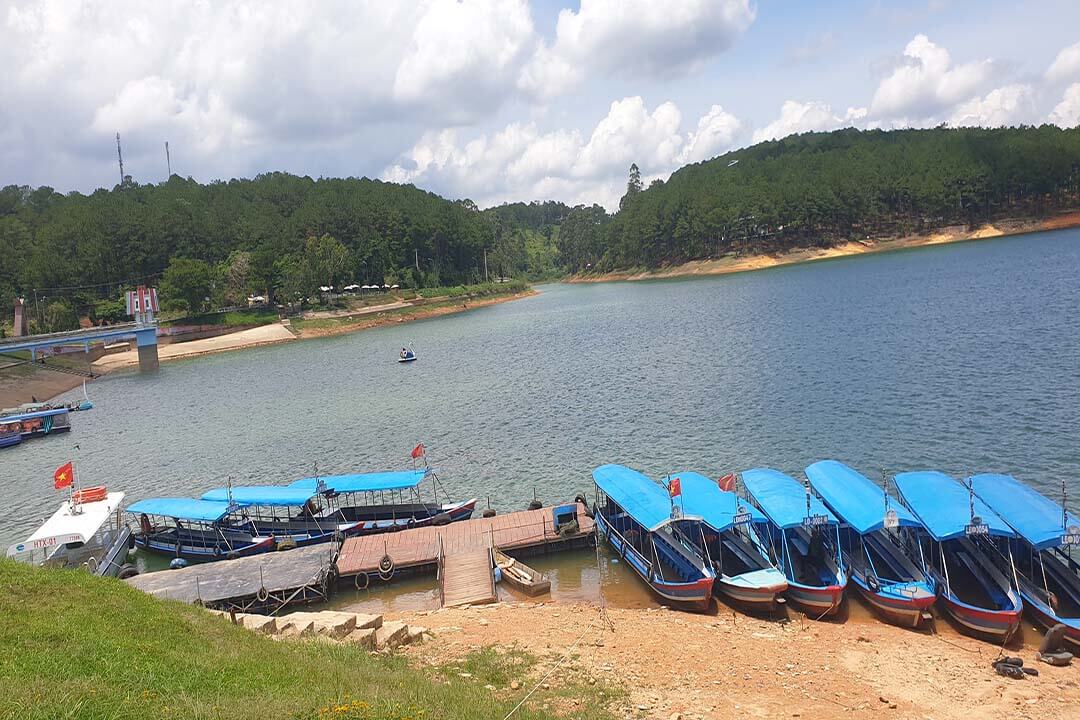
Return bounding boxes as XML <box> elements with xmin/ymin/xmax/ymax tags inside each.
<box><xmin>807</xmin><ymin>461</ymin><xmax>936</xmax><ymax>628</ymax></box>
<box><xmin>742</xmin><ymin>468</ymin><xmax>848</xmax><ymax>617</ymax></box>
<box><xmin>895</xmin><ymin>471</ymin><xmax>1023</xmax><ymax>642</ymax></box>
<box><xmin>397</xmin><ymin>346</ymin><xmax>417</xmax><ymax>363</ymax></box>
<box><xmin>495</xmin><ymin>549</ymin><xmax>551</xmax><ymax>596</ymax></box>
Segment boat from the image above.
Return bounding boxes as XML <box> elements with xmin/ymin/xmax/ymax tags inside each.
<box><xmin>0</xmin><ymin>391</ymin><xmax>94</xmax><ymax>449</ymax></box>
<box><xmin>199</xmin><ymin>485</ymin><xmax>365</xmax><ymax>547</ymax></box>
<box><xmin>398</xmin><ymin>346</ymin><xmax>417</xmax><ymax>363</ymax></box>
<box><xmin>971</xmin><ymin>473</ymin><xmax>1080</xmax><ymax>650</ymax></box>
<box><xmin>126</xmin><ymin>498</ymin><xmax>276</xmax><ymax>560</ymax></box>
<box><xmin>674</xmin><ymin>471</ymin><xmax>788</xmax><ymax>612</ymax></box>
<box><xmin>0</xmin><ymin>422</ymin><xmax>21</xmax><ymax>448</ymax></box>
<box><xmin>895</xmin><ymin>471</ymin><xmax>1023</xmax><ymax>642</ymax></box>
<box><xmin>494</xmin><ymin>548</ymin><xmax>551</xmax><ymax>596</ymax></box>
<box><xmin>7</xmin><ymin>488</ymin><xmax>134</xmax><ymax>577</ymax></box>
<box><xmin>741</xmin><ymin>468</ymin><xmax>848</xmax><ymax>617</ymax></box>
<box><xmin>806</xmin><ymin>461</ymin><xmax>936</xmax><ymax>628</ymax></box>
<box><xmin>591</xmin><ymin>464</ymin><xmax>715</xmax><ymax>612</ymax></box>
<box><xmin>288</xmin><ymin>468</ymin><xmax>476</xmax><ymax>531</ymax></box>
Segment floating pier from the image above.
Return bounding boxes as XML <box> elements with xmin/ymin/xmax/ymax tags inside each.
<box><xmin>126</xmin><ymin>544</ymin><xmax>338</xmax><ymax>613</ymax></box>
<box><xmin>337</xmin><ymin>502</ymin><xmax>594</xmax><ymax>606</ymax></box>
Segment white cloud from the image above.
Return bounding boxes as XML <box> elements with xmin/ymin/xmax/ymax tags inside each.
<box><xmin>948</xmin><ymin>84</ymin><xmax>1036</xmax><ymax>128</ymax></box>
<box><xmin>383</xmin><ymin>97</ymin><xmax>740</xmax><ymax>210</ymax></box>
<box><xmin>869</xmin><ymin>34</ymin><xmax>994</xmax><ymax>120</ymax></box>
<box><xmin>751</xmin><ymin>101</ymin><xmax>865</xmax><ymax>143</ymax></box>
<box><xmin>1049</xmin><ymin>83</ymin><xmax>1080</xmax><ymax>128</ymax></box>
<box><xmin>678</xmin><ymin>105</ymin><xmax>741</xmax><ymax>163</ymax></box>
<box><xmin>1046</xmin><ymin>41</ymin><xmax>1080</xmax><ymax>83</ymax></box>
<box><xmin>519</xmin><ymin>0</ymin><xmax>754</xmax><ymax>97</ymax></box>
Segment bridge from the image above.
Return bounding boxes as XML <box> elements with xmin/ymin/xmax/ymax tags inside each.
<box><xmin>0</xmin><ymin>323</ymin><xmax>159</xmax><ymax>371</ymax></box>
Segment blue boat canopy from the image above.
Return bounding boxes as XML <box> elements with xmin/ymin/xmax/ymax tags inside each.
<box><xmin>741</xmin><ymin>468</ymin><xmax>838</xmax><ymax>530</ymax></box>
<box><xmin>805</xmin><ymin>460</ymin><xmax>920</xmax><ymax>534</ymax></box>
<box><xmin>894</xmin><ymin>471</ymin><xmax>1014</xmax><ymax>541</ymax></box>
<box><xmin>290</xmin><ymin>469</ymin><xmax>428</xmax><ymax>494</ymax></box>
<box><xmin>673</xmin><ymin>471</ymin><xmax>765</xmax><ymax>531</ymax></box>
<box><xmin>201</xmin><ymin>486</ymin><xmax>317</xmax><ymax>507</ymax></box>
<box><xmin>0</xmin><ymin>407</ymin><xmax>70</xmax><ymax>422</ymax></box>
<box><xmin>126</xmin><ymin>498</ymin><xmax>236</xmax><ymax>523</ymax></box>
<box><xmin>971</xmin><ymin>473</ymin><xmax>1079</xmax><ymax>551</ymax></box>
<box><xmin>593</xmin><ymin>464</ymin><xmax>694</xmax><ymax>532</ymax></box>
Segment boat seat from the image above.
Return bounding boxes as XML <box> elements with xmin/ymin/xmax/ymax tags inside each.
<box><xmin>955</xmin><ymin>550</ymin><xmax>1009</xmax><ymax>608</ymax></box>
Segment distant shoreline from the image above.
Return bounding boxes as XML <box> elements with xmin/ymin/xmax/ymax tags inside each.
<box><xmin>0</xmin><ymin>289</ymin><xmax>535</xmax><ymax>406</ymax></box>
<box><xmin>567</xmin><ymin>212</ymin><xmax>1080</xmax><ymax>284</ymax></box>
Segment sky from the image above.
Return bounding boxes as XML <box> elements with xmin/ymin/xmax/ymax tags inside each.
<box><xmin>1</xmin><ymin>0</ymin><xmax>1079</xmax><ymax>211</ymax></box>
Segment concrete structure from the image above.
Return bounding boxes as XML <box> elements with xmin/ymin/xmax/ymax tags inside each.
<box><xmin>0</xmin><ymin>323</ymin><xmax>159</xmax><ymax>372</ymax></box>
<box><xmin>12</xmin><ymin>298</ymin><xmax>26</xmax><ymax>336</ymax></box>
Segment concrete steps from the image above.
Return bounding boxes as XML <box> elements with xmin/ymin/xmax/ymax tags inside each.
<box><xmin>208</xmin><ymin>608</ymin><xmax>426</xmax><ymax>651</ymax></box>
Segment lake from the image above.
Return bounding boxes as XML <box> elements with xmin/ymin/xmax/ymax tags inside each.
<box><xmin>3</xmin><ymin>229</ymin><xmax>1079</xmax><ymax>553</ymax></box>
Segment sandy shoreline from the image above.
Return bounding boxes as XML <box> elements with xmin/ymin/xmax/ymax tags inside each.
<box><xmin>569</xmin><ymin>213</ymin><xmax>1080</xmax><ymax>284</ymax></box>
<box><xmin>0</xmin><ymin>290</ymin><xmax>534</xmax><ymax>405</ymax></box>
<box><xmin>391</xmin><ymin>600</ymin><xmax>1078</xmax><ymax>720</ymax></box>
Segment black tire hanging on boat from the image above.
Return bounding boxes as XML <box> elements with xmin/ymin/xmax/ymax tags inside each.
<box><xmin>213</xmin><ymin>543</ymin><xmax>224</xmax><ymax>558</ymax></box>
<box><xmin>378</xmin><ymin>554</ymin><xmax>395</xmax><ymax>580</ymax></box>
<box><xmin>117</xmin><ymin>564</ymin><xmax>139</xmax><ymax>580</ymax></box>
<box><xmin>127</xmin><ymin>533</ymin><xmax>137</xmax><ymax>550</ymax></box>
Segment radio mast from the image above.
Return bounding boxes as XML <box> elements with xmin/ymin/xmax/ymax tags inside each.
<box><xmin>165</xmin><ymin>141</ymin><xmax>171</xmax><ymax>178</ymax></box>
<box><xmin>116</xmin><ymin>133</ymin><xmax>125</xmax><ymax>186</ymax></box>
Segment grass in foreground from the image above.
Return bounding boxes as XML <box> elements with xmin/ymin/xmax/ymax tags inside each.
<box><xmin>0</xmin><ymin>561</ymin><xmax>568</xmax><ymax>720</ymax></box>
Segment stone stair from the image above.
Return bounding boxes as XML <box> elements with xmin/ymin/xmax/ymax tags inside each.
<box><xmin>207</xmin><ymin>608</ymin><xmax>428</xmax><ymax>651</ymax></box>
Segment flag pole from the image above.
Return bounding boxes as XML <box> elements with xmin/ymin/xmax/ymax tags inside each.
<box><xmin>71</xmin><ymin>443</ymin><xmax>81</xmax><ymax>513</ymax></box>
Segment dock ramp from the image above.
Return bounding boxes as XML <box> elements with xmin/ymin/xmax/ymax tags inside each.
<box><xmin>439</xmin><ymin>546</ymin><xmax>496</xmax><ymax>608</ymax></box>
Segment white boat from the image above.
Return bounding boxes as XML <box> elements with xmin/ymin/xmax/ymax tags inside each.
<box><xmin>6</xmin><ymin>489</ymin><xmax>135</xmax><ymax>578</ymax></box>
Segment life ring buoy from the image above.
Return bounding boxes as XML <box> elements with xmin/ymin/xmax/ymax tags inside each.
<box><xmin>355</xmin><ymin>572</ymin><xmax>370</xmax><ymax>590</ymax></box>
<box><xmin>139</xmin><ymin>514</ymin><xmax>152</xmax><ymax>536</ymax></box>
<box><xmin>72</xmin><ymin>486</ymin><xmax>107</xmax><ymax>504</ymax></box>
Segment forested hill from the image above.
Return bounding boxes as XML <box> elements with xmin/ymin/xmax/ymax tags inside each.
<box><xmin>558</xmin><ymin>125</ymin><xmax>1080</xmax><ymax>272</ymax></box>
<box><xmin>0</xmin><ymin>173</ymin><xmax>519</xmax><ymax>319</ymax></box>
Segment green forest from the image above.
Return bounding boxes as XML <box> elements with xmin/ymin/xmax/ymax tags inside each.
<box><xmin>3</xmin><ymin>125</ymin><xmax>1079</xmax><ymax>329</ymax></box>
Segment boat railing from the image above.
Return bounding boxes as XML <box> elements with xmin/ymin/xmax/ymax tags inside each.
<box><xmin>600</xmin><ymin>510</ymin><xmax>654</xmax><ymax>577</ymax></box>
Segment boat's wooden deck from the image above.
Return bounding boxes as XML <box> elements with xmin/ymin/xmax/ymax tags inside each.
<box><xmin>336</xmin><ymin>503</ymin><xmax>594</xmax><ymax>576</ymax></box>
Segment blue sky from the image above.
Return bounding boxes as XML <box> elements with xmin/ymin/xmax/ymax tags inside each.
<box><xmin>1</xmin><ymin>0</ymin><xmax>1078</xmax><ymax>210</ymax></box>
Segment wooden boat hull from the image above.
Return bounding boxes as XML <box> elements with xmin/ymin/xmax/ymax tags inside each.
<box><xmin>1020</xmin><ymin>593</ymin><xmax>1080</xmax><ymax>651</ymax></box>
<box><xmin>852</xmin><ymin>578</ymin><xmax>936</xmax><ymax>628</ymax></box>
<box><xmin>938</xmin><ymin>592</ymin><xmax>1022</xmax><ymax>641</ymax></box>
<box><xmin>714</xmin><ymin>573</ymin><xmax>788</xmax><ymax>612</ymax></box>
<box><xmin>595</xmin><ymin>508</ymin><xmax>713</xmax><ymax>612</ymax></box>
<box><xmin>785</xmin><ymin>581</ymin><xmax>845</xmax><ymax>617</ymax></box>
<box><xmin>495</xmin><ymin>550</ymin><xmax>551</xmax><ymax>596</ymax></box>
<box><xmin>136</xmin><ymin>533</ymin><xmax>276</xmax><ymax>560</ymax></box>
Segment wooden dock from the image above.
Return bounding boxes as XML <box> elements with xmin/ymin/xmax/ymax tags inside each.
<box><xmin>337</xmin><ymin>503</ymin><xmax>594</xmax><ymax>606</ymax></box>
<box><xmin>440</xmin><ymin>548</ymin><xmax>496</xmax><ymax>607</ymax></box>
<box><xmin>126</xmin><ymin>544</ymin><xmax>338</xmax><ymax>613</ymax></box>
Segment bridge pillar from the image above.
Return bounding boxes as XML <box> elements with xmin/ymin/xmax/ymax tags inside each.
<box><xmin>134</xmin><ymin>326</ymin><xmax>159</xmax><ymax>372</ymax></box>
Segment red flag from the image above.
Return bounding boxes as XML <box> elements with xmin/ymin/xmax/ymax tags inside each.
<box><xmin>54</xmin><ymin>462</ymin><xmax>74</xmax><ymax>490</ymax></box>
<box><xmin>669</xmin><ymin>476</ymin><xmax>682</xmax><ymax>498</ymax></box>
<box><xmin>718</xmin><ymin>473</ymin><xmax>736</xmax><ymax>492</ymax></box>
<box><xmin>410</xmin><ymin>442</ymin><xmax>425</xmax><ymax>459</ymax></box>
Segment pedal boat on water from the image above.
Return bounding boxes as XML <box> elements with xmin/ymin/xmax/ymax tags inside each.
<box><xmin>397</xmin><ymin>347</ymin><xmax>418</xmax><ymax>363</ymax></box>
<box><xmin>895</xmin><ymin>471</ymin><xmax>1023</xmax><ymax>642</ymax></box>
<box><xmin>592</xmin><ymin>464</ymin><xmax>715</xmax><ymax>612</ymax></box>
<box><xmin>972</xmin><ymin>473</ymin><xmax>1080</xmax><ymax>651</ymax></box>
<box><xmin>288</xmin><ymin>467</ymin><xmax>476</xmax><ymax>532</ymax></box>
<box><xmin>806</xmin><ymin>461</ymin><xmax>936</xmax><ymax>628</ymax></box>
<box><xmin>8</xmin><ymin>488</ymin><xmax>132</xmax><ymax>577</ymax></box>
<box><xmin>742</xmin><ymin>468</ymin><xmax>848</xmax><ymax>617</ymax></box>
<box><xmin>673</xmin><ymin>471</ymin><xmax>788</xmax><ymax>612</ymax></box>
<box><xmin>126</xmin><ymin>498</ymin><xmax>276</xmax><ymax>560</ymax></box>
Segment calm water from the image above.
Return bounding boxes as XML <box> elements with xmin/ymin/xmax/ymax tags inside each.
<box><xmin>3</xmin><ymin>229</ymin><xmax>1079</xmax><ymax>554</ymax></box>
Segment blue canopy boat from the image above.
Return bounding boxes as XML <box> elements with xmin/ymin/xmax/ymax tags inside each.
<box><xmin>673</xmin><ymin>471</ymin><xmax>788</xmax><ymax>612</ymax></box>
<box><xmin>895</xmin><ymin>471</ymin><xmax>1022</xmax><ymax>642</ymax></box>
<box><xmin>972</xmin><ymin>473</ymin><xmax>1080</xmax><ymax>650</ymax></box>
<box><xmin>741</xmin><ymin>468</ymin><xmax>848</xmax><ymax>617</ymax></box>
<box><xmin>806</xmin><ymin>461</ymin><xmax>936</xmax><ymax>628</ymax></box>
<box><xmin>200</xmin><ymin>485</ymin><xmax>364</xmax><ymax>548</ymax></box>
<box><xmin>126</xmin><ymin>498</ymin><xmax>275</xmax><ymax>560</ymax></box>
<box><xmin>289</xmin><ymin>468</ymin><xmax>476</xmax><ymax>532</ymax></box>
<box><xmin>592</xmin><ymin>464</ymin><xmax>715</xmax><ymax>611</ymax></box>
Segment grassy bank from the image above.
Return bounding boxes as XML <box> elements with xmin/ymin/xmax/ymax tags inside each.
<box><xmin>161</xmin><ymin>309</ymin><xmax>280</xmax><ymax>328</ymax></box>
<box><xmin>0</xmin><ymin>561</ymin><xmax>560</xmax><ymax>720</ymax></box>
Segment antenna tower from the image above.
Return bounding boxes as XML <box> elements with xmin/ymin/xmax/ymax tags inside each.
<box><xmin>165</xmin><ymin>141</ymin><xmax>171</xmax><ymax>178</ymax></box>
<box><xmin>116</xmin><ymin>133</ymin><xmax>125</xmax><ymax>185</ymax></box>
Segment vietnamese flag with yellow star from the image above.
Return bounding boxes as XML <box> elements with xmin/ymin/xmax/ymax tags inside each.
<box><xmin>53</xmin><ymin>462</ymin><xmax>74</xmax><ymax>490</ymax></box>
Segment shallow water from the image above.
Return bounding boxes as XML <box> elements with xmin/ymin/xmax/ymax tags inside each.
<box><xmin>3</xmin><ymin>229</ymin><xmax>1079</xmax><ymax>560</ymax></box>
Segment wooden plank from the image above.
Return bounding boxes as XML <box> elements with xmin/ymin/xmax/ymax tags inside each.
<box><xmin>441</xmin><ymin>548</ymin><xmax>495</xmax><ymax>607</ymax></box>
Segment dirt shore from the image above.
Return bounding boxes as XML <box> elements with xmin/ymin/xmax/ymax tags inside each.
<box><xmin>395</xmin><ymin>601</ymin><xmax>1079</xmax><ymax>720</ymax></box>
<box><xmin>570</xmin><ymin>214</ymin><xmax>1080</xmax><ymax>284</ymax></box>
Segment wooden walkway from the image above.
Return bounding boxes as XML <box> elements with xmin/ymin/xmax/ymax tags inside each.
<box><xmin>337</xmin><ymin>503</ymin><xmax>594</xmax><ymax>579</ymax></box>
<box><xmin>441</xmin><ymin>548</ymin><xmax>496</xmax><ymax>607</ymax></box>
